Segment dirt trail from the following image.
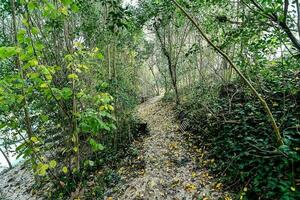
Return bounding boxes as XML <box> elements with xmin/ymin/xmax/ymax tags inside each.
<box><xmin>105</xmin><ymin>96</ymin><xmax>229</xmax><ymax>200</ymax></box>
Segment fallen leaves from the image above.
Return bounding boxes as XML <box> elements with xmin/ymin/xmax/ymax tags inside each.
<box><xmin>185</xmin><ymin>183</ymin><xmax>197</xmax><ymax>192</ymax></box>
<box><xmin>103</xmin><ymin>97</ymin><xmax>232</xmax><ymax>199</ymax></box>
<box><xmin>169</xmin><ymin>142</ymin><xmax>179</xmax><ymax>150</ymax></box>
<box><xmin>192</xmin><ymin>171</ymin><xmax>197</xmax><ymax>178</ymax></box>
<box><xmin>224</xmin><ymin>194</ymin><xmax>232</xmax><ymax>200</ymax></box>
<box><xmin>214</xmin><ymin>182</ymin><xmax>223</xmax><ymax>190</ymax></box>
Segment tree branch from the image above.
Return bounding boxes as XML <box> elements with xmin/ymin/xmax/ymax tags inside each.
<box><xmin>171</xmin><ymin>0</ymin><xmax>284</xmax><ymax>146</ymax></box>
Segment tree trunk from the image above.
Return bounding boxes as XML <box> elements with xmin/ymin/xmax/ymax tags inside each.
<box><xmin>11</xmin><ymin>0</ymin><xmax>35</xmax><ymax>150</ymax></box>
<box><xmin>149</xmin><ymin>66</ymin><xmax>160</xmax><ymax>95</ymax></box>
<box><xmin>0</xmin><ymin>148</ymin><xmax>12</xmax><ymax>169</ymax></box>
<box><xmin>296</xmin><ymin>0</ymin><xmax>300</xmax><ymax>39</ymax></box>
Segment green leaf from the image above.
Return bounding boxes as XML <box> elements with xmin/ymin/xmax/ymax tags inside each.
<box><xmin>45</xmin><ymin>74</ymin><xmax>52</xmax><ymax>81</ymax></box>
<box><xmin>28</xmin><ymin>59</ymin><xmax>38</xmax><ymax>66</ymax></box>
<box><xmin>0</xmin><ymin>47</ymin><xmax>21</xmax><ymax>59</ymax></box>
<box><xmin>28</xmin><ymin>72</ymin><xmax>39</xmax><ymax>79</ymax></box>
<box><xmin>61</xmin><ymin>0</ymin><xmax>72</xmax><ymax>6</ymax></box>
<box><xmin>41</xmin><ymin>115</ymin><xmax>49</xmax><ymax>122</ymax></box>
<box><xmin>278</xmin><ymin>145</ymin><xmax>290</xmax><ymax>153</ymax></box>
<box><xmin>17</xmin><ymin>29</ymin><xmax>26</xmax><ymax>42</ymax></box>
<box><xmin>36</xmin><ymin>42</ymin><xmax>45</xmax><ymax>51</ymax></box>
<box><xmin>101</xmin><ymin>82</ymin><xmax>109</xmax><ymax>88</ymax></box>
<box><xmin>64</xmin><ymin>54</ymin><xmax>73</xmax><ymax>61</ymax></box>
<box><xmin>61</xmin><ymin>87</ymin><xmax>73</xmax><ymax>99</ymax></box>
<box><xmin>71</xmin><ymin>3</ymin><xmax>79</xmax><ymax>12</ymax></box>
<box><xmin>31</xmin><ymin>27</ymin><xmax>39</xmax><ymax>35</ymax></box>
<box><xmin>22</xmin><ymin>19</ymin><xmax>29</xmax><ymax>27</ymax></box>
<box><xmin>28</xmin><ymin>2</ymin><xmax>36</xmax><ymax>11</ymax></box>
<box><xmin>51</xmin><ymin>88</ymin><xmax>62</xmax><ymax>100</ymax></box>
<box><xmin>89</xmin><ymin>138</ymin><xmax>104</xmax><ymax>152</ymax></box>
<box><xmin>97</xmin><ymin>53</ymin><xmax>103</xmax><ymax>59</ymax></box>
<box><xmin>88</xmin><ymin>160</ymin><xmax>94</xmax><ymax>166</ymax></box>
<box><xmin>40</xmin><ymin>83</ymin><xmax>48</xmax><ymax>88</ymax></box>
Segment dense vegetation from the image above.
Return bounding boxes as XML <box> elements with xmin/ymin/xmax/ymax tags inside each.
<box><xmin>0</xmin><ymin>0</ymin><xmax>299</xmax><ymax>199</ymax></box>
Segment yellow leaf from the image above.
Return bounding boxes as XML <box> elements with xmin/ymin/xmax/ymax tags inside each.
<box><xmin>68</xmin><ymin>73</ymin><xmax>78</xmax><ymax>79</ymax></box>
<box><xmin>37</xmin><ymin>163</ymin><xmax>49</xmax><ymax>176</ymax></box>
<box><xmin>243</xmin><ymin>187</ymin><xmax>247</xmax><ymax>192</ymax></box>
<box><xmin>225</xmin><ymin>194</ymin><xmax>232</xmax><ymax>200</ymax></box>
<box><xmin>60</xmin><ymin>6</ymin><xmax>68</xmax><ymax>15</ymax></box>
<box><xmin>185</xmin><ymin>183</ymin><xmax>197</xmax><ymax>192</ymax></box>
<box><xmin>73</xmin><ymin>147</ymin><xmax>78</xmax><ymax>152</ymax></box>
<box><xmin>49</xmin><ymin>160</ymin><xmax>57</xmax><ymax>168</ymax></box>
<box><xmin>45</xmin><ymin>74</ymin><xmax>52</xmax><ymax>80</ymax></box>
<box><xmin>108</xmin><ymin>105</ymin><xmax>114</xmax><ymax>111</ymax></box>
<box><xmin>291</xmin><ymin>186</ymin><xmax>296</xmax><ymax>192</ymax></box>
<box><xmin>192</xmin><ymin>172</ymin><xmax>197</xmax><ymax>178</ymax></box>
<box><xmin>40</xmin><ymin>83</ymin><xmax>48</xmax><ymax>88</ymax></box>
<box><xmin>62</xmin><ymin>166</ymin><xmax>68</xmax><ymax>174</ymax></box>
<box><xmin>29</xmin><ymin>59</ymin><xmax>38</xmax><ymax>66</ymax></box>
<box><xmin>215</xmin><ymin>182</ymin><xmax>223</xmax><ymax>190</ymax></box>
<box><xmin>99</xmin><ymin>105</ymin><xmax>106</xmax><ymax>111</ymax></box>
<box><xmin>31</xmin><ymin>136</ymin><xmax>38</xmax><ymax>143</ymax></box>
<box><xmin>39</xmin><ymin>168</ymin><xmax>47</xmax><ymax>176</ymax></box>
<box><xmin>107</xmin><ymin>197</ymin><xmax>113</xmax><ymax>200</ymax></box>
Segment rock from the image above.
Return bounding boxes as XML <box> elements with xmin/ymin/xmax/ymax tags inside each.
<box><xmin>0</xmin><ymin>163</ymin><xmax>43</xmax><ymax>200</ymax></box>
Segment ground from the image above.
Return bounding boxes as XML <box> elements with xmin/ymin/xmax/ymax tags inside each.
<box><xmin>105</xmin><ymin>96</ymin><xmax>230</xmax><ymax>200</ymax></box>
<box><xmin>0</xmin><ymin>163</ymin><xmax>42</xmax><ymax>200</ymax></box>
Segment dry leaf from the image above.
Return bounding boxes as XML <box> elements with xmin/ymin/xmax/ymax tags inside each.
<box><xmin>185</xmin><ymin>183</ymin><xmax>197</xmax><ymax>192</ymax></box>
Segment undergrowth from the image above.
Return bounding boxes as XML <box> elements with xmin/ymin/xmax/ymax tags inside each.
<box><xmin>178</xmin><ymin>61</ymin><xmax>300</xmax><ymax>199</ymax></box>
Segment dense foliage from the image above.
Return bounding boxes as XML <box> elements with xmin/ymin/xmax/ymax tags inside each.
<box><xmin>0</xmin><ymin>0</ymin><xmax>299</xmax><ymax>199</ymax></box>
<box><xmin>0</xmin><ymin>0</ymin><xmax>146</xmax><ymax>198</ymax></box>
<box><xmin>179</xmin><ymin>60</ymin><xmax>300</xmax><ymax>199</ymax></box>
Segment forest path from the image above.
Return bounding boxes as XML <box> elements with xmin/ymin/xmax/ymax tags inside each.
<box><xmin>105</xmin><ymin>96</ymin><xmax>230</xmax><ymax>200</ymax></box>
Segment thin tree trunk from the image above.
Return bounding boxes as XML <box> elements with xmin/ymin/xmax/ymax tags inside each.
<box><xmin>10</xmin><ymin>0</ymin><xmax>34</xmax><ymax>144</ymax></box>
<box><xmin>105</xmin><ymin>2</ymin><xmax>112</xmax><ymax>80</ymax></box>
<box><xmin>154</xmin><ymin>24</ymin><xmax>180</xmax><ymax>104</ymax></box>
<box><xmin>63</xmin><ymin>18</ymin><xmax>80</xmax><ymax>172</ymax></box>
<box><xmin>296</xmin><ymin>0</ymin><xmax>300</xmax><ymax>39</ymax></box>
<box><xmin>149</xmin><ymin>66</ymin><xmax>160</xmax><ymax>95</ymax></box>
<box><xmin>0</xmin><ymin>148</ymin><xmax>12</xmax><ymax>169</ymax></box>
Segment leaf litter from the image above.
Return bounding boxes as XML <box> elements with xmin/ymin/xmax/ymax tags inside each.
<box><xmin>105</xmin><ymin>96</ymin><xmax>231</xmax><ymax>200</ymax></box>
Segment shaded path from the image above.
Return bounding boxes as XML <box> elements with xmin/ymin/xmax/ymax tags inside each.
<box><xmin>105</xmin><ymin>96</ymin><xmax>230</xmax><ymax>200</ymax></box>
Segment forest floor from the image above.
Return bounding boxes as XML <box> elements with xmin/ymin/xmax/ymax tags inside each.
<box><xmin>105</xmin><ymin>96</ymin><xmax>231</xmax><ymax>200</ymax></box>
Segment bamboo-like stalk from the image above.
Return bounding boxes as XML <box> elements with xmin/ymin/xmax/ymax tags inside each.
<box><xmin>171</xmin><ymin>0</ymin><xmax>284</xmax><ymax>146</ymax></box>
